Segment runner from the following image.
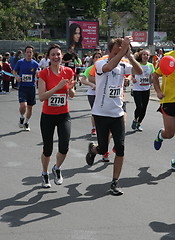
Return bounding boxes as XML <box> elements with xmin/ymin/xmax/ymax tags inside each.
<box><xmin>13</xmin><ymin>45</ymin><xmax>39</xmax><ymax>131</ymax></box>
<box><xmin>80</xmin><ymin>52</ymin><xmax>102</xmax><ymax>137</ymax></box>
<box><xmin>153</xmin><ymin>50</ymin><xmax>175</xmax><ymax>170</ymax></box>
<box><xmin>85</xmin><ymin>37</ymin><xmax>143</xmax><ymax>195</ymax></box>
<box><xmin>38</xmin><ymin>44</ymin><xmax>75</xmax><ymax>188</ymax></box>
<box><xmin>131</xmin><ymin>49</ymin><xmax>155</xmax><ymax>131</ymax></box>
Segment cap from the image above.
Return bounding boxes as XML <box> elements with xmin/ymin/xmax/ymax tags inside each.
<box><xmin>94</xmin><ymin>46</ymin><xmax>101</xmax><ymax>50</ymax></box>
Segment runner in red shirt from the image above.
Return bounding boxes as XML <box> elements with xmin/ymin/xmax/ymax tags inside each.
<box><xmin>38</xmin><ymin>44</ymin><xmax>75</xmax><ymax>188</ymax></box>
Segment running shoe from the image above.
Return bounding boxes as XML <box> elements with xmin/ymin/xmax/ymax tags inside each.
<box><xmin>86</xmin><ymin>142</ymin><xmax>96</xmax><ymax>166</ymax></box>
<box><xmin>102</xmin><ymin>152</ymin><xmax>110</xmax><ymax>162</ymax></box>
<box><xmin>154</xmin><ymin>129</ymin><xmax>163</xmax><ymax>150</ymax></box>
<box><xmin>110</xmin><ymin>181</ymin><xmax>123</xmax><ymax>196</ymax></box>
<box><xmin>24</xmin><ymin>122</ymin><xmax>30</xmax><ymax>131</ymax></box>
<box><xmin>41</xmin><ymin>174</ymin><xmax>51</xmax><ymax>188</ymax></box>
<box><xmin>131</xmin><ymin>120</ymin><xmax>138</xmax><ymax>130</ymax></box>
<box><xmin>91</xmin><ymin>128</ymin><xmax>96</xmax><ymax>136</ymax></box>
<box><xmin>137</xmin><ymin>124</ymin><xmax>143</xmax><ymax>132</ymax></box>
<box><xmin>19</xmin><ymin>117</ymin><xmax>25</xmax><ymax>128</ymax></box>
<box><xmin>52</xmin><ymin>165</ymin><xmax>63</xmax><ymax>185</ymax></box>
<box><xmin>171</xmin><ymin>159</ymin><xmax>175</xmax><ymax>170</ymax></box>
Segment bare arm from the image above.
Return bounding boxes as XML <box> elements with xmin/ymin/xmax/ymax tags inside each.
<box><xmin>102</xmin><ymin>36</ymin><xmax>132</xmax><ymax>73</ymax></box>
<box><xmin>81</xmin><ymin>75</ymin><xmax>96</xmax><ymax>89</ymax></box>
<box><xmin>152</xmin><ymin>72</ymin><xmax>164</xmax><ymax>99</ymax></box>
<box><xmin>38</xmin><ymin>77</ymin><xmax>70</xmax><ymax>102</ymax></box>
<box><xmin>13</xmin><ymin>70</ymin><xmax>21</xmax><ymax>82</ymax></box>
<box><xmin>88</xmin><ymin>74</ymin><xmax>96</xmax><ymax>84</ymax></box>
<box><xmin>127</xmin><ymin>55</ymin><xmax>143</xmax><ymax>75</ymax></box>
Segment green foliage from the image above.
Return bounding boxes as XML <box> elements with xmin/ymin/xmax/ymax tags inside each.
<box><xmin>0</xmin><ymin>0</ymin><xmax>175</xmax><ymax>42</ymax></box>
<box><xmin>0</xmin><ymin>0</ymin><xmax>37</xmax><ymax>40</ymax></box>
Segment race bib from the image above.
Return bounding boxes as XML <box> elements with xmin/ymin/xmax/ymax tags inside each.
<box><xmin>108</xmin><ymin>86</ymin><xmax>122</xmax><ymax>98</ymax></box>
<box><xmin>139</xmin><ymin>77</ymin><xmax>149</xmax><ymax>86</ymax></box>
<box><xmin>48</xmin><ymin>94</ymin><xmax>66</xmax><ymax>107</ymax></box>
<box><xmin>22</xmin><ymin>74</ymin><xmax>32</xmax><ymax>82</ymax></box>
<box><xmin>68</xmin><ymin>62</ymin><xmax>75</xmax><ymax>67</ymax></box>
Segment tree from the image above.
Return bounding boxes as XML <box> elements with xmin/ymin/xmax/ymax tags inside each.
<box><xmin>156</xmin><ymin>0</ymin><xmax>175</xmax><ymax>42</ymax></box>
<box><xmin>0</xmin><ymin>0</ymin><xmax>38</xmax><ymax>40</ymax></box>
<box><xmin>112</xmin><ymin>0</ymin><xmax>149</xmax><ymax>31</ymax></box>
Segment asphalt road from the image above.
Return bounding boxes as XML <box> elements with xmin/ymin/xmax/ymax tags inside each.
<box><xmin>0</xmin><ymin>85</ymin><xmax>174</xmax><ymax>240</ymax></box>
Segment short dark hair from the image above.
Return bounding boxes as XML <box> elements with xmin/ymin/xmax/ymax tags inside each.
<box><xmin>108</xmin><ymin>38</ymin><xmax>122</xmax><ymax>52</ymax></box>
<box><xmin>47</xmin><ymin>44</ymin><xmax>62</xmax><ymax>57</ymax></box>
<box><xmin>25</xmin><ymin>45</ymin><xmax>34</xmax><ymax>52</ymax></box>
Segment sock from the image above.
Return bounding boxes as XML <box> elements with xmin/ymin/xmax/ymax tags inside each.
<box><xmin>20</xmin><ymin>114</ymin><xmax>24</xmax><ymax>119</ymax></box>
<box><xmin>159</xmin><ymin>130</ymin><xmax>164</xmax><ymax>140</ymax></box>
<box><xmin>112</xmin><ymin>178</ymin><xmax>118</xmax><ymax>183</ymax></box>
<box><xmin>25</xmin><ymin>118</ymin><xmax>29</xmax><ymax>124</ymax></box>
<box><xmin>55</xmin><ymin>165</ymin><xmax>60</xmax><ymax>170</ymax></box>
<box><xmin>42</xmin><ymin>171</ymin><xmax>49</xmax><ymax>175</ymax></box>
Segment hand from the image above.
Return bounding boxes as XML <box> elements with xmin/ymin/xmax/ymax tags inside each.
<box><xmin>67</xmin><ymin>79</ymin><xmax>76</xmax><ymax>89</ymax></box>
<box><xmin>157</xmin><ymin>91</ymin><xmax>165</xmax><ymax>99</ymax></box>
<box><xmin>121</xmin><ymin>36</ymin><xmax>133</xmax><ymax>55</ymax></box>
<box><xmin>56</xmin><ymin>78</ymin><xmax>69</xmax><ymax>89</ymax></box>
<box><xmin>16</xmin><ymin>76</ymin><xmax>21</xmax><ymax>82</ymax></box>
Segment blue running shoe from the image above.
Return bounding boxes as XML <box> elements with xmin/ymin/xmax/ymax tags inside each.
<box><xmin>171</xmin><ymin>159</ymin><xmax>175</xmax><ymax>171</ymax></box>
<box><xmin>154</xmin><ymin>129</ymin><xmax>163</xmax><ymax>150</ymax></box>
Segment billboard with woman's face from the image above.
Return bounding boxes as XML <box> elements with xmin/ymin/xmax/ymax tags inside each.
<box><xmin>66</xmin><ymin>19</ymin><xmax>99</xmax><ymax>49</ymax></box>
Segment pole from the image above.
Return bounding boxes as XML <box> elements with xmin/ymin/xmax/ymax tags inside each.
<box><xmin>107</xmin><ymin>0</ymin><xmax>111</xmax><ymax>43</ymax></box>
<box><xmin>148</xmin><ymin>0</ymin><xmax>156</xmax><ymax>56</ymax></box>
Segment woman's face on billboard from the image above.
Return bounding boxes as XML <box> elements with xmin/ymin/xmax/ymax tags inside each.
<box><xmin>73</xmin><ymin>27</ymin><xmax>81</xmax><ymax>43</ymax></box>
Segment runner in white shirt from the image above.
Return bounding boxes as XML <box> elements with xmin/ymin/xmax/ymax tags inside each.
<box><xmin>85</xmin><ymin>36</ymin><xmax>143</xmax><ymax>195</ymax></box>
<box><xmin>131</xmin><ymin>49</ymin><xmax>155</xmax><ymax>131</ymax></box>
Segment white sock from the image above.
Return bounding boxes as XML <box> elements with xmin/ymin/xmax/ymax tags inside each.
<box><xmin>25</xmin><ymin>118</ymin><xmax>29</xmax><ymax>124</ymax></box>
<box><xmin>159</xmin><ymin>130</ymin><xmax>164</xmax><ymax>140</ymax></box>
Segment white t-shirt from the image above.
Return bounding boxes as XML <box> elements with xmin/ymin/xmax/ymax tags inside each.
<box><xmin>84</xmin><ymin>56</ymin><xmax>91</xmax><ymax>68</ymax></box>
<box><xmin>132</xmin><ymin>62</ymin><xmax>155</xmax><ymax>91</ymax></box>
<box><xmin>39</xmin><ymin>58</ymin><xmax>50</xmax><ymax>69</ymax></box>
<box><xmin>92</xmin><ymin>58</ymin><xmax>132</xmax><ymax>118</ymax></box>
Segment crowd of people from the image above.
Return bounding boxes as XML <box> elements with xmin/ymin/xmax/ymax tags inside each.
<box><xmin>1</xmin><ymin>41</ymin><xmax>175</xmax><ymax>195</ymax></box>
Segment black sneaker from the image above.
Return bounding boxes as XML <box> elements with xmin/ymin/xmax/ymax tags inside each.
<box><xmin>86</xmin><ymin>142</ymin><xmax>96</xmax><ymax>166</ymax></box>
<box><xmin>131</xmin><ymin>120</ymin><xmax>138</xmax><ymax>130</ymax></box>
<box><xmin>24</xmin><ymin>122</ymin><xmax>30</xmax><ymax>131</ymax></box>
<box><xmin>52</xmin><ymin>165</ymin><xmax>63</xmax><ymax>185</ymax></box>
<box><xmin>41</xmin><ymin>174</ymin><xmax>51</xmax><ymax>188</ymax></box>
<box><xmin>110</xmin><ymin>181</ymin><xmax>123</xmax><ymax>196</ymax></box>
<box><xmin>19</xmin><ymin>117</ymin><xmax>24</xmax><ymax>128</ymax></box>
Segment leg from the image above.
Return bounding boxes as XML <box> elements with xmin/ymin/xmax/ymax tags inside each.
<box><xmin>113</xmin><ymin>156</ymin><xmax>124</xmax><ymax>179</ymax></box>
<box><xmin>19</xmin><ymin>102</ymin><xmax>27</xmax><ymax>116</ymax></box>
<box><xmin>40</xmin><ymin>113</ymin><xmax>55</xmax><ymax>173</ymax></box>
<box><xmin>56</xmin><ymin>113</ymin><xmax>71</xmax><ymax>168</ymax></box>
<box><xmin>162</xmin><ymin>114</ymin><xmax>175</xmax><ymax>139</ymax></box>
<box><xmin>26</xmin><ymin>105</ymin><xmax>33</xmax><ymax>120</ymax></box>
<box><xmin>111</xmin><ymin>116</ymin><xmax>125</xmax><ymax>179</ymax></box>
<box><xmin>138</xmin><ymin>90</ymin><xmax>150</xmax><ymax>124</ymax></box>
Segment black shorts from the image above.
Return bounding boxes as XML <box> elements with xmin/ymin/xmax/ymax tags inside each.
<box><xmin>18</xmin><ymin>86</ymin><xmax>36</xmax><ymax>105</ymax></box>
<box><xmin>87</xmin><ymin>95</ymin><xmax>95</xmax><ymax>109</ymax></box>
<box><xmin>157</xmin><ymin>103</ymin><xmax>175</xmax><ymax>117</ymax></box>
<box><xmin>122</xmin><ymin>101</ymin><xmax>126</xmax><ymax>113</ymax></box>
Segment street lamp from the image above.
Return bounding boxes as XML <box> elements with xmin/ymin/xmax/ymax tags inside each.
<box><xmin>107</xmin><ymin>0</ymin><xmax>112</xmax><ymax>43</ymax></box>
<box><xmin>34</xmin><ymin>23</ymin><xmax>46</xmax><ymax>53</ymax></box>
<box><xmin>101</xmin><ymin>0</ymin><xmax>112</xmax><ymax>43</ymax></box>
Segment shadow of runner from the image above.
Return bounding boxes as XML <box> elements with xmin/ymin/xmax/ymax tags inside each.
<box><xmin>149</xmin><ymin>221</ymin><xmax>175</xmax><ymax>240</ymax></box>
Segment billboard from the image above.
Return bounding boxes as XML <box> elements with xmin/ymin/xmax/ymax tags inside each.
<box><xmin>66</xmin><ymin>19</ymin><xmax>99</xmax><ymax>49</ymax></box>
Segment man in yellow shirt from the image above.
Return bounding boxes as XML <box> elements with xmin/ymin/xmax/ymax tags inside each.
<box><xmin>153</xmin><ymin>50</ymin><xmax>175</xmax><ymax>170</ymax></box>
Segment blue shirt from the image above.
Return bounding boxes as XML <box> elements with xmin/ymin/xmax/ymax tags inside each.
<box><xmin>14</xmin><ymin>58</ymin><xmax>39</xmax><ymax>87</ymax></box>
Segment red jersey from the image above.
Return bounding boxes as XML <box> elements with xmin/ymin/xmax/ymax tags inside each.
<box><xmin>2</xmin><ymin>62</ymin><xmax>12</xmax><ymax>81</ymax></box>
<box><xmin>39</xmin><ymin>66</ymin><xmax>74</xmax><ymax>115</ymax></box>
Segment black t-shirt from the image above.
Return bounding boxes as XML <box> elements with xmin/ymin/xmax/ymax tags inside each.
<box><xmin>62</xmin><ymin>53</ymin><xmax>75</xmax><ymax>69</ymax></box>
